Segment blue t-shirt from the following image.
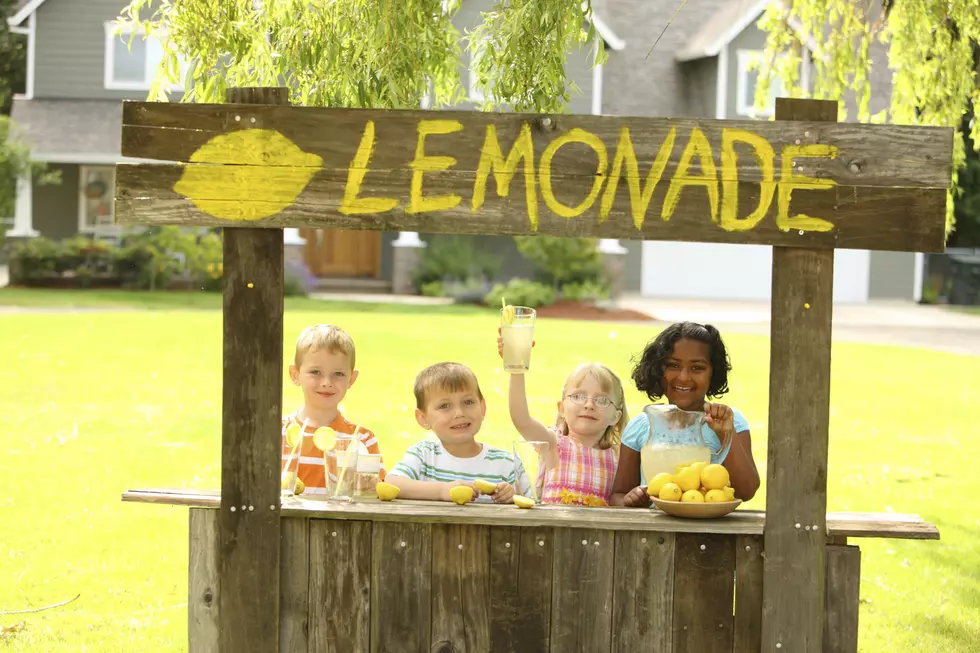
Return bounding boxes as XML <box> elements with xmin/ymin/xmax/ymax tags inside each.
<box><xmin>620</xmin><ymin>405</ymin><xmax>750</xmax><ymax>486</ymax></box>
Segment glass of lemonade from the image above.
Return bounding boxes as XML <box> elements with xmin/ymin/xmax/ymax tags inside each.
<box><xmin>324</xmin><ymin>434</ymin><xmax>360</xmax><ymax>502</ymax></box>
<box><xmin>501</xmin><ymin>306</ymin><xmax>535</xmax><ymax>373</ymax></box>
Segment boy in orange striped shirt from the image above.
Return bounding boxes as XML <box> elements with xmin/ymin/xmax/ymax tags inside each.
<box><xmin>281</xmin><ymin>325</ymin><xmax>385</xmax><ymax>495</ymax></box>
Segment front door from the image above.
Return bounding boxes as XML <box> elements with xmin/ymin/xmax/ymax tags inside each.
<box><xmin>301</xmin><ymin>229</ymin><xmax>382</xmax><ymax>278</ymax></box>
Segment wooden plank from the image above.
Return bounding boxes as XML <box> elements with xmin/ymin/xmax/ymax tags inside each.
<box><xmin>120</xmin><ymin>102</ymin><xmax>953</xmax><ymax>189</ymax></box>
<box><xmin>733</xmin><ymin>535</ymin><xmax>764</xmax><ymax>653</ymax></box>
<box><xmin>309</xmin><ymin>520</ymin><xmax>372</xmax><ymax>653</ymax></box>
<box><xmin>823</xmin><ymin>545</ymin><xmax>861</xmax><ymax>653</ymax></box>
<box><xmin>430</xmin><ymin>525</ymin><xmax>491</xmax><ymax>653</ymax></box>
<box><xmin>217</xmin><ymin>86</ymin><xmax>287</xmax><ymax>653</ymax></box>
<box><xmin>671</xmin><ymin>533</ymin><xmax>736</xmax><ymax>652</ymax></box>
<box><xmin>550</xmin><ymin>528</ymin><xmax>615</xmax><ymax>653</ymax></box>
<box><xmin>611</xmin><ymin>531</ymin><xmax>675</xmax><ymax>653</ymax></box>
<box><xmin>279</xmin><ymin>518</ymin><xmax>309</xmax><ymax>653</ymax></box>
<box><xmin>371</xmin><ymin>521</ymin><xmax>432</xmax><ymax>653</ymax></box>
<box><xmin>114</xmin><ymin>163</ymin><xmax>946</xmax><ymax>252</ymax></box>
<box><xmin>488</xmin><ymin>527</ymin><xmax>553</xmax><ymax>653</ymax></box>
<box><xmin>762</xmin><ymin>97</ymin><xmax>838</xmax><ymax>653</ymax></box>
<box><xmin>122</xmin><ymin>491</ymin><xmax>942</xmax><ymax>540</ymax></box>
<box><xmin>188</xmin><ymin>508</ymin><xmax>219</xmax><ymax>653</ymax></box>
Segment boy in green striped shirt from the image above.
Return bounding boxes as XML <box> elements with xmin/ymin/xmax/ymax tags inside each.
<box><xmin>387</xmin><ymin>362</ymin><xmax>530</xmax><ymax>503</ymax></box>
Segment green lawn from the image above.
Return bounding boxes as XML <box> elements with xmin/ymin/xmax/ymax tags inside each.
<box><xmin>1</xmin><ymin>289</ymin><xmax>978</xmax><ymax>652</ymax></box>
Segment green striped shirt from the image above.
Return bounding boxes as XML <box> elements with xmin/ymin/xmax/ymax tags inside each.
<box><xmin>390</xmin><ymin>440</ymin><xmax>531</xmax><ymax>500</ymax></box>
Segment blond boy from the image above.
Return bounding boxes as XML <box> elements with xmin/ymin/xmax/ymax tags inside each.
<box><xmin>281</xmin><ymin>324</ymin><xmax>385</xmax><ymax>494</ymax></box>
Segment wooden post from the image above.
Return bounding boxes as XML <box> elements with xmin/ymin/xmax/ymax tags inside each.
<box><xmin>217</xmin><ymin>87</ymin><xmax>287</xmax><ymax>653</ymax></box>
<box><xmin>762</xmin><ymin>97</ymin><xmax>838</xmax><ymax>651</ymax></box>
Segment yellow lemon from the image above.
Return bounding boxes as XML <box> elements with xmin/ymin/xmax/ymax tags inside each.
<box><xmin>280</xmin><ymin>472</ymin><xmax>304</xmax><ymax>495</ymax></box>
<box><xmin>673</xmin><ymin>466</ymin><xmax>701</xmax><ymax>493</ymax></box>
<box><xmin>658</xmin><ymin>482</ymin><xmax>682</xmax><ymax>501</ymax></box>
<box><xmin>513</xmin><ymin>495</ymin><xmax>535</xmax><ymax>509</ymax></box>
<box><xmin>689</xmin><ymin>461</ymin><xmax>709</xmax><ymax>475</ymax></box>
<box><xmin>294</xmin><ymin>478</ymin><xmax>305</xmax><ymax>495</ymax></box>
<box><xmin>449</xmin><ymin>486</ymin><xmax>475</xmax><ymax>505</ymax></box>
<box><xmin>474</xmin><ymin>479</ymin><xmax>499</xmax><ymax>494</ymax></box>
<box><xmin>312</xmin><ymin>427</ymin><xmax>337</xmax><ymax>451</ymax></box>
<box><xmin>284</xmin><ymin>423</ymin><xmax>302</xmax><ymax>449</ymax></box>
<box><xmin>723</xmin><ymin>486</ymin><xmax>736</xmax><ymax>500</ymax></box>
<box><xmin>647</xmin><ymin>472</ymin><xmax>674</xmax><ymax>497</ymax></box>
<box><xmin>681</xmin><ymin>489</ymin><xmax>705</xmax><ymax>503</ymax></box>
<box><xmin>376</xmin><ymin>482</ymin><xmax>400</xmax><ymax>501</ymax></box>
<box><xmin>701</xmin><ymin>464</ymin><xmax>730</xmax><ymax>490</ymax></box>
<box><xmin>704</xmin><ymin>489</ymin><xmax>730</xmax><ymax>503</ymax></box>
<box><xmin>501</xmin><ymin>304</ymin><xmax>516</xmax><ymax>326</ymax></box>
<box><xmin>174</xmin><ymin>129</ymin><xmax>323</xmax><ymax>222</ymax></box>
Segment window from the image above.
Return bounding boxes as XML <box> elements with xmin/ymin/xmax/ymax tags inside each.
<box><xmin>104</xmin><ymin>22</ymin><xmax>186</xmax><ymax>91</ymax></box>
<box><xmin>735</xmin><ymin>49</ymin><xmax>786</xmax><ymax>118</ymax></box>
<box><xmin>79</xmin><ymin>166</ymin><xmax>116</xmax><ymax>233</ymax></box>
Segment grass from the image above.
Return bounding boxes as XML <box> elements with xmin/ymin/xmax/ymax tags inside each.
<box><xmin>1</xmin><ymin>289</ymin><xmax>978</xmax><ymax>652</ymax></box>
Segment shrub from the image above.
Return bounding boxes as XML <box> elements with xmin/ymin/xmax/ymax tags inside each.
<box><xmin>513</xmin><ymin>235</ymin><xmax>606</xmax><ymax>292</ymax></box>
<box><xmin>561</xmin><ymin>280</ymin><xmax>610</xmax><ymax>303</ymax></box>
<box><xmin>411</xmin><ymin>235</ymin><xmax>502</xmax><ymax>289</ymax></box>
<box><xmin>484</xmin><ymin>278</ymin><xmax>556</xmax><ymax>308</ymax></box>
<box><xmin>284</xmin><ymin>258</ymin><xmax>315</xmax><ymax>297</ymax></box>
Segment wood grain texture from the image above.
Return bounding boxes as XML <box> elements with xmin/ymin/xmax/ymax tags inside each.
<box><xmin>671</xmin><ymin>533</ymin><xmax>736</xmax><ymax>653</ymax></box>
<box><xmin>611</xmin><ymin>531</ymin><xmax>675</xmax><ymax>653</ymax></box>
<box><xmin>430</xmin><ymin>525</ymin><xmax>491</xmax><ymax>653</ymax></box>
<box><xmin>733</xmin><ymin>535</ymin><xmax>764</xmax><ymax>653</ymax></box>
<box><xmin>823</xmin><ymin>545</ymin><xmax>862</xmax><ymax>653</ymax></box>
<box><xmin>114</xmin><ymin>163</ymin><xmax>947</xmax><ymax>253</ymax></box>
<box><xmin>550</xmin><ymin>528</ymin><xmax>615</xmax><ymax>653</ymax></box>
<box><xmin>217</xmin><ymin>86</ymin><xmax>287</xmax><ymax>653</ymax></box>
<box><xmin>279</xmin><ymin>518</ymin><xmax>309</xmax><ymax>653</ymax></box>
<box><xmin>488</xmin><ymin>527</ymin><xmax>553</xmax><ymax>653</ymax></box>
<box><xmin>371</xmin><ymin>521</ymin><xmax>432</xmax><ymax>653</ymax></box>
<box><xmin>188</xmin><ymin>508</ymin><xmax>219</xmax><ymax>653</ymax></box>
<box><xmin>120</xmin><ymin>101</ymin><xmax>953</xmax><ymax>189</ymax></box>
<box><xmin>122</xmin><ymin>491</ymin><xmax>942</xmax><ymax>540</ymax></box>
<box><xmin>309</xmin><ymin>520</ymin><xmax>372</xmax><ymax>653</ymax></box>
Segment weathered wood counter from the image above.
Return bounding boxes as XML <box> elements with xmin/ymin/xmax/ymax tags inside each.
<box><xmin>124</xmin><ymin>489</ymin><xmax>939</xmax><ymax>653</ymax></box>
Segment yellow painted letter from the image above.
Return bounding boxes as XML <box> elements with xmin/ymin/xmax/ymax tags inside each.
<box><xmin>662</xmin><ymin>128</ymin><xmax>719</xmax><ymax>222</ymax></box>
<box><xmin>408</xmin><ymin>119</ymin><xmax>464</xmax><ymax>214</ymax></box>
<box><xmin>777</xmin><ymin>144</ymin><xmax>838</xmax><ymax>232</ymax></box>
<box><xmin>340</xmin><ymin>120</ymin><xmax>398</xmax><ymax>215</ymax></box>
<box><xmin>472</xmin><ymin>123</ymin><xmax>537</xmax><ymax>229</ymax></box>
<box><xmin>600</xmin><ymin>126</ymin><xmax>676</xmax><ymax>228</ymax></box>
<box><xmin>719</xmin><ymin>128</ymin><xmax>775</xmax><ymax>231</ymax></box>
<box><xmin>539</xmin><ymin>128</ymin><xmax>608</xmax><ymax>219</ymax></box>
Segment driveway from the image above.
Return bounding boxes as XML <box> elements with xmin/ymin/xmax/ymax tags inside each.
<box><xmin>617</xmin><ymin>295</ymin><xmax>980</xmax><ymax>357</ymax></box>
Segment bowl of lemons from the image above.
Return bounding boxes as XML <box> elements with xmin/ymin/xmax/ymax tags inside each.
<box><xmin>647</xmin><ymin>462</ymin><xmax>742</xmax><ymax>519</ymax></box>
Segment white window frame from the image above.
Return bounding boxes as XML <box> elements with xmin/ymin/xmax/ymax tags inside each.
<box><xmin>103</xmin><ymin>21</ymin><xmax>185</xmax><ymax>92</ymax></box>
<box><xmin>735</xmin><ymin>49</ymin><xmax>786</xmax><ymax>118</ymax></box>
<box><xmin>78</xmin><ymin>165</ymin><xmax>119</xmax><ymax>235</ymax></box>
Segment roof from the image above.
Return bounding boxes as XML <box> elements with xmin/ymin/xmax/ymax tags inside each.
<box><xmin>8</xmin><ymin>0</ymin><xmax>45</xmax><ymax>27</ymax></box>
<box><xmin>588</xmin><ymin>11</ymin><xmax>626</xmax><ymax>51</ymax></box>
<box><xmin>675</xmin><ymin>0</ymin><xmax>770</xmax><ymax>62</ymax></box>
<box><xmin>10</xmin><ymin>98</ymin><xmax>128</xmax><ymax>162</ymax></box>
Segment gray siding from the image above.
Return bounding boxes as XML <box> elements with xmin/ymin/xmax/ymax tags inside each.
<box><xmin>868</xmin><ymin>251</ymin><xmax>915</xmax><ymax>300</ymax></box>
<box><xmin>726</xmin><ymin>20</ymin><xmax>769</xmax><ymax>119</ymax></box>
<box><xmin>33</xmin><ymin>164</ymin><xmax>78</xmax><ymax>239</ymax></box>
<box><xmin>680</xmin><ymin>57</ymin><xmax>718</xmax><ymax>119</ymax></box>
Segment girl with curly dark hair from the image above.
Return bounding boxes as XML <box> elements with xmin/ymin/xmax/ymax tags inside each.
<box><xmin>609</xmin><ymin>322</ymin><xmax>760</xmax><ymax>506</ymax></box>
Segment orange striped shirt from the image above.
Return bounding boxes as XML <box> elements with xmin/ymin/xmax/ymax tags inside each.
<box><xmin>280</xmin><ymin>411</ymin><xmax>386</xmax><ymax>494</ymax></box>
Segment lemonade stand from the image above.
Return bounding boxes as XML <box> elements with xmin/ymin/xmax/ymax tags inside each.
<box><xmin>119</xmin><ymin>89</ymin><xmax>944</xmax><ymax>653</ymax></box>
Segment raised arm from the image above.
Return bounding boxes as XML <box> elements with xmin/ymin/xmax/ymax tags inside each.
<box><xmin>722</xmin><ymin>429</ymin><xmax>759</xmax><ymax>501</ymax></box>
<box><xmin>507</xmin><ymin>372</ymin><xmax>558</xmax><ymax>448</ymax></box>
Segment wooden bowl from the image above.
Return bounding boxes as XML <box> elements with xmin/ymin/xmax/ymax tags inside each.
<box><xmin>650</xmin><ymin>497</ymin><xmax>742</xmax><ymax>519</ymax></box>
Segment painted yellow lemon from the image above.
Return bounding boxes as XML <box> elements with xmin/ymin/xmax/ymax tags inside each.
<box><xmin>174</xmin><ymin>129</ymin><xmax>322</xmax><ymax>222</ymax></box>
<box><xmin>474</xmin><ymin>479</ymin><xmax>499</xmax><ymax>494</ymax></box>
<box><xmin>658</xmin><ymin>482</ymin><xmax>682</xmax><ymax>501</ymax></box>
<box><xmin>681</xmin><ymin>489</ymin><xmax>705</xmax><ymax>503</ymax></box>
<box><xmin>312</xmin><ymin>427</ymin><xmax>337</xmax><ymax>451</ymax></box>
<box><xmin>284</xmin><ymin>423</ymin><xmax>302</xmax><ymax>449</ymax></box>
<box><xmin>376</xmin><ymin>482</ymin><xmax>400</xmax><ymax>501</ymax></box>
<box><xmin>704</xmin><ymin>489</ymin><xmax>730</xmax><ymax>503</ymax></box>
<box><xmin>513</xmin><ymin>495</ymin><xmax>534</xmax><ymax>509</ymax></box>
<box><xmin>673</xmin><ymin>466</ymin><xmax>701</xmax><ymax>493</ymax></box>
<box><xmin>647</xmin><ymin>472</ymin><xmax>674</xmax><ymax>497</ymax></box>
<box><xmin>701</xmin><ymin>464</ymin><xmax>730</xmax><ymax>491</ymax></box>
<box><xmin>449</xmin><ymin>486</ymin><xmax>475</xmax><ymax>505</ymax></box>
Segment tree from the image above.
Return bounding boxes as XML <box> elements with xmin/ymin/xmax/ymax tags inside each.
<box><xmin>116</xmin><ymin>0</ymin><xmax>604</xmax><ymax>114</ymax></box>
<box><xmin>755</xmin><ymin>0</ymin><xmax>979</xmax><ymax>239</ymax></box>
<box><xmin>0</xmin><ymin>0</ymin><xmax>27</xmax><ymax>116</ymax></box>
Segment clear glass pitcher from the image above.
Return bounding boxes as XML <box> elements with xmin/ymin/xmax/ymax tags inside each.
<box><xmin>639</xmin><ymin>404</ymin><xmax>732</xmax><ymax>481</ymax></box>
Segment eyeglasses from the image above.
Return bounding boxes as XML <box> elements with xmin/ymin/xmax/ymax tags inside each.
<box><xmin>565</xmin><ymin>393</ymin><xmax>615</xmax><ymax>408</ymax></box>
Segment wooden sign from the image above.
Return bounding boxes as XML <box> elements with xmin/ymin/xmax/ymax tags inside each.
<box><xmin>116</xmin><ymin>102</ymin><xmax>952</xmax><ymax>252</ymax></box>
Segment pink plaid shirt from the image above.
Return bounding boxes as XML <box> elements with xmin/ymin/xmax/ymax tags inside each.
<box><xmin>538</xmin><ymin>433</ymin><xmax>618</xmax><ymax>507</ymax></box>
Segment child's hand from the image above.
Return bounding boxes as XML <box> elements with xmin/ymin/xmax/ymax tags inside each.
<box><xmin>623</xmin><ymin>485</ymin><xmax>652</xmax><ymax>508</ymax></box>
<box><xmin>440</xmin><ymin>480</ymin><xmax>480</xmax><ymax>503</ymax></box>
<box><xmin>703</xmin><ymin>401</ymin><xmax>734</xmax><ymax>435</ymax></box>
<box><xmin>491</xmin><ymin>481</ymin><xmax>514</xmax><ymax>504</ymax></box>
<box><xmin>497</xmin><ymin>327</ymin><xmax>535</xmax><ymax>359</ymax></box>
